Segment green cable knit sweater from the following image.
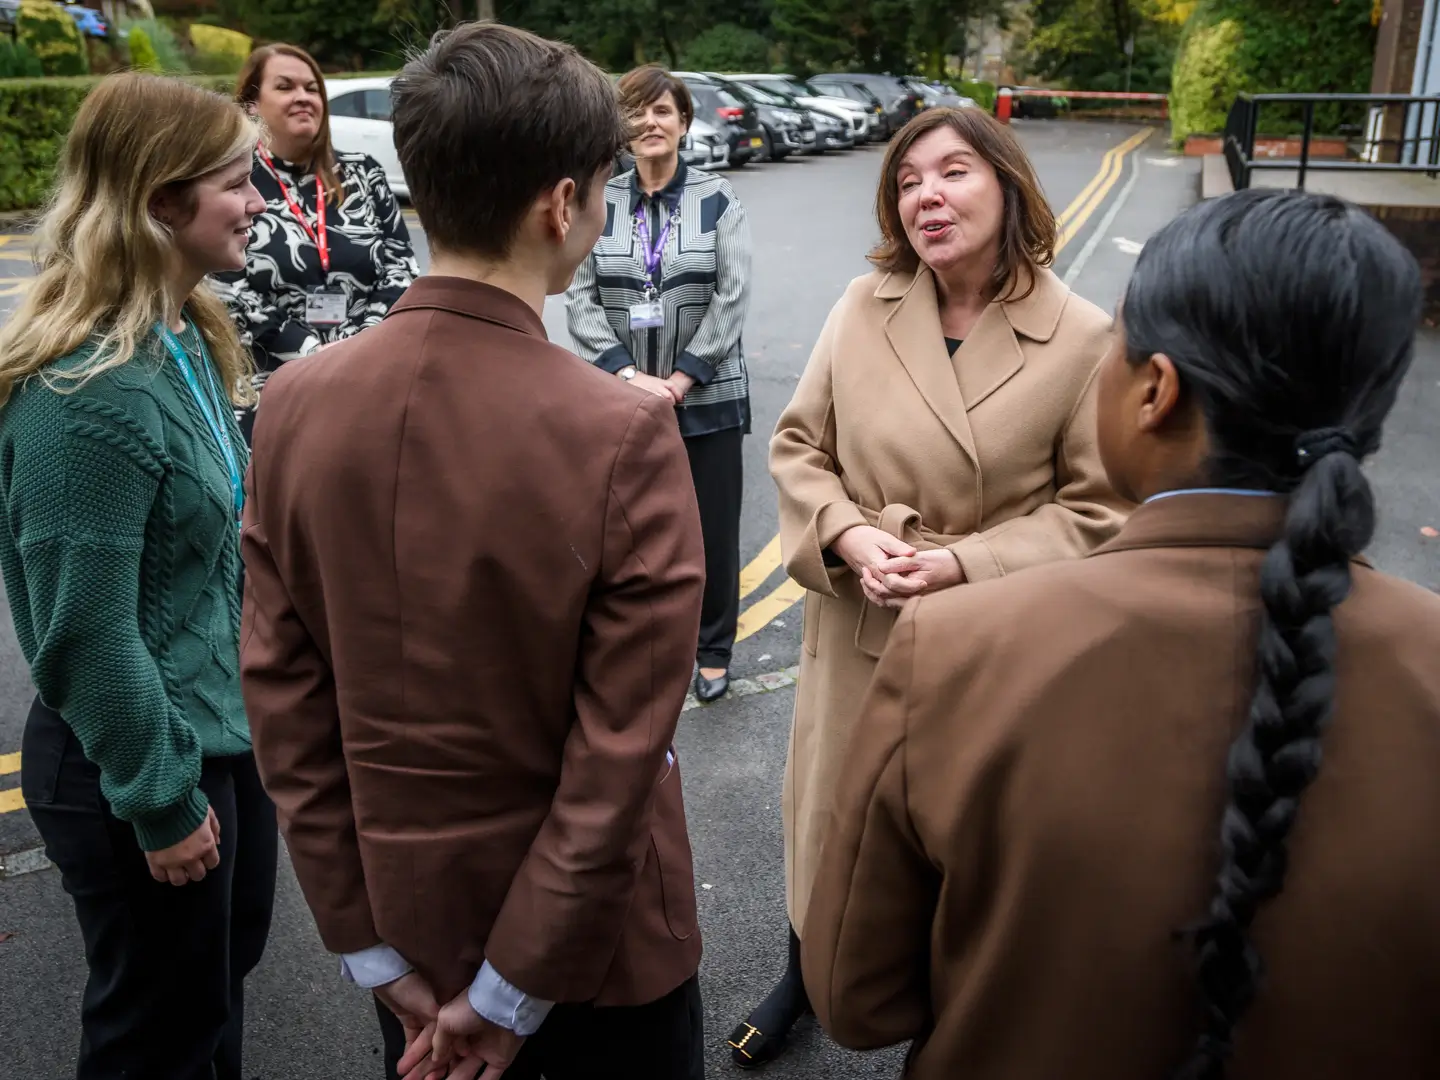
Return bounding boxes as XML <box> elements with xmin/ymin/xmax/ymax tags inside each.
<box><xmin>0</xmin><ymin>324</ymin><xmax>251</xmax><ymax>851</ymax></box>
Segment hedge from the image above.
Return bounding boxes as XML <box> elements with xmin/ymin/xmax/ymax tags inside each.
<box><xmin>0</xmin><ymin>69</ymin><xmax>402</xmax><ymax>212</ymax></box>
<box><xmin>190</xmin><ymin>25</ymin><xmax>253</xmax><ymax>76</ymax></box>
<box><xmin>1169</xmin><ymin>0</ymin><xmax>1379</xmax><ymax>146</ymax></box>
<box><xmin>0</xmin><ymin>74</ymin><xmax>233</xmax><ymax>212</ymax></box>
<box><xmin>956</xmin><ymin>79</ymin><xmax>996</xmax><ymax>112</ymax></box>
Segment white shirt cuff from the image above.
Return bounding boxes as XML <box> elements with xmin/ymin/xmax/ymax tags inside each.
<box><xmin>340</xmin><ymin>943</ymin><xmax>414</xmax><ymax>989</ymax></box>
<box><xmin>467</xmin><ymin>961</ymin><xmax>555</xmax><ymax>1037</ymax></box>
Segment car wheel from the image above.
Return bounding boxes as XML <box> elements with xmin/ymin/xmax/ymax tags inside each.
<box><xmin>758</xmin><ymin>129</ymin><xmax>773</xmax><ymax>163</ymax></box>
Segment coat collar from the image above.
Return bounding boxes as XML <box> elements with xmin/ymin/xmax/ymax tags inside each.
<box><xmin>628</xmin><ymin>158</ymin><xmax>689</xmax><ymax>213</ymax></box>
<box><xmin>875</xmin><ymin>264</ymin><xmax>1071</xmax><ymax>473</ymax></box>
<box><xmin>385</xmin><ymin>276</ymin><xmax>549</xmax><ymax>341</ymax></box>
<box><xmin>1092</xmin><ymin>492</ymin><xmax>1288</xmax><ymax>556</ymax></box>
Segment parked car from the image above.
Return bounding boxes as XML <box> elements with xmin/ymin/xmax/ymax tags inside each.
<box><xmin>806</xmin><ymin>75</ymin><xmax>890</xmax><ymax>138</ymax></box>
<box><xmin>0</xmin><ymin>0</ymin><xmax>20</xmax><ymax>33</ymax></box>
<box><xmin>728</xmin><ymin>74</ymin><xmax>871</xmax><ymax>145</ymax></box>
<box><xmin>811</xmin><ymin>73</ymin><xmax>924</xmax><ymax>137</ymax></box>
<box><xmin>902</xmin><ymin>77</ymin><xmax>971</xmax><ymax>109</ymax></box>
<box><xmin>59</xmin><ymin>2</ymin><xmax>107</xmax><ymax>38</ymax></box>
<box><xmin>682</xmin><ymin>72</ymin><xmax>814</xmax><ymax>161</ymax></box>
<box><xmin>682</xmin><ymin>117</ymin><xmax>730</xmax><ymax>170</ymax></box>
<box><xmin>685</xmin><ymin>80</ymin><xmax>766</xmax><ymax>167</ymax></box>
<box><xmin>325</xmin><ymin>77</ymin><xmax>409</xmax><ymax>200</ymax></box>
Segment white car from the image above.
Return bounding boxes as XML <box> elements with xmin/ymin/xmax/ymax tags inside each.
<box><xmin>325</xmin><ymin>77</ymin><xmax>409</xmax><ymax>200</ymax></box>
<box><xmin>682</xmin><ymin>118</ymin><xmax>730</xmax><ymax>170</ymax></box>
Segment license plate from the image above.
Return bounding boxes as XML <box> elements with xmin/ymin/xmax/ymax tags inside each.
<box><xmin>750</xmin><ymin>137</ymin><xmax>763</xmax><ymax>147</ymax></box>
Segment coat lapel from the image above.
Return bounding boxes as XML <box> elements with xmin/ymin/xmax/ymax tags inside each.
<box><xmin>880</xmin><ymin>267</ymin><xmax>977</xmax><ymax>465</ymax></box>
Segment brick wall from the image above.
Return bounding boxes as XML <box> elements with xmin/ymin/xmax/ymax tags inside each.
<box><xmin>1368</xmin><ymin>205</ymin><xmax>1440</xmax><ymax>321</ymax></box>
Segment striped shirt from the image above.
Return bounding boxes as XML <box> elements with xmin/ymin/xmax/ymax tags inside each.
<box><xmin>566</xmin><ymin>160</ymin><xmax>752</xmax><ymax>438</ymax></box>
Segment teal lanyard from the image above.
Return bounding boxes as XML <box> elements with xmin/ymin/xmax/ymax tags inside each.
<box><xmin>154</xmin><ymin>321</ymin><xmax>243</xmax><ymax>525</ymax></box>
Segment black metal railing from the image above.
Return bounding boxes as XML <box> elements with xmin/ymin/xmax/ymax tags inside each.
<box><xmin>1223</xmin><ymin>93</ymin><xmax>1440</xmax><ymax>191</ymax></box>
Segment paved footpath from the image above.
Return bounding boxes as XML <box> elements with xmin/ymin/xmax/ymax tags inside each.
<box><xmin>0</xmin><ymin>122</ymin><xmax>1436</xmax><ymax>1078</ymax></box>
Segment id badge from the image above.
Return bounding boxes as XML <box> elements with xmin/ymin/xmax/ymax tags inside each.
<box><xmin>305</xmin><ymin>287</ymin><xmax>347</xmax><ymax>327</ymax></box>
<box><xmin>628</xmin><ymin>300</ymin><xmax>664</xmax><ymax>330</ymax></box>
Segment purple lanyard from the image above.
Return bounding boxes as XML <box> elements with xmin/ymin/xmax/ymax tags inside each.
<box><xmin>635</xmin><ymin>201</ymin><xmax>677</xmax><ymax>293</ymax></box>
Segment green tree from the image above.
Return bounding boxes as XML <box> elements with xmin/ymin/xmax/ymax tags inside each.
<box><xmin>681</xmin><ymin>23</ymin><xmax>772</xmax><ymax>71</ymax></box>
<box><xmin>1022</xmin><ymin>0</ymin><xmax>1183</xmax><ymax>92</ymax></box>
<box><xmin>911</xmin><ymin>0</ymin><xmax>1007</xmax><ymax>78</ymax></box>
<box><xmin>771</xmin><ymin>0</ymin><xmax>859</xmax><ymax>72</ymax></box>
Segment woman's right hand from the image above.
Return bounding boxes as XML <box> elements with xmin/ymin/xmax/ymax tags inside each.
<box><xmin>628</xmin><ymin>372</ymin><xmax>678</xmax><ymax>402</ymax></box>
<box><xmin>830</xmin><ymin>525</ymin><xmax>917</xmax><ymax>578</ymax></box>
<box><xmin>145</xmin><ymin>805</ymin><xmax>221</xmax><ymax>886</ymax></box>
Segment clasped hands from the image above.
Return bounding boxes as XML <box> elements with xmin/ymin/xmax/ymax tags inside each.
<box><xmin>379</xmin><ymin>972</ymin><xmax>526</xmax><ymax>1080</ymax></box>
<box><xmin>831</xmin><ymin>525</ymin><xmax>964</xmax><ymax>609</ymax></box>
<box><xmin>627</xmin><ymin>370</ymin><xmax>695</xmax><ymax>404</ymax></box>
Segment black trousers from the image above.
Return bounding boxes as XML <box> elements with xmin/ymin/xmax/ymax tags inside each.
<box><xmin>685</xmin><ymin>426</ymin><xmax>744</xmax><ymax>670</ymax></box>
<box><xmin>378</xmin><ymin>975</ymin><xmax>704</xmax><ymax>1080</ymax></box>
<box><xmin>22</xmin><ymin>698</ymin><xmax>278</xmax><ymax>1080</ymax></box>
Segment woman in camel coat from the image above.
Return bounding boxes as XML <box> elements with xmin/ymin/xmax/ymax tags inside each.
<box><xmin>728</xmin><ymin>105</ymin><xmax>1131</xmax><ymax>1069</ymax></box>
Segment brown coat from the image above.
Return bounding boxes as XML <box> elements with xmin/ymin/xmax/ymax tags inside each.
<box><xmin>802</xmin><ymin>494</ymin><xmax>1440</xmax><ymax>1080</ymax></box>
<box><xmin>240</xmin><ymin>277</ymin><xmax>705</xmax><ymax>1007</ymax></box>
<box><xmin>769</xmin><ymin>265</ymin><xmax>1129</xmax><ymax>929</ymax></box>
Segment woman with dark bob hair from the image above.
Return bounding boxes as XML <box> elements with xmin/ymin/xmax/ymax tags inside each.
<box><xmin>803</xmin><ymin>188</ymin><xmax>1440</xmax><ymax>1080</ymax></box>
<box><xmin>730</xmin><ymin>106</ymin><xmax>1131</xmax><ymax>1068</ymax></box>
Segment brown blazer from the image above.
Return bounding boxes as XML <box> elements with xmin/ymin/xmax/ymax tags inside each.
<box><xmin>802</xmin><ymin>493</ymin><xmax>1440</xmax><ymax>1080</ymax></box>
<box><xmin>240</xmin><ymin>277</ymin><xmax>705</xmax><ymax>1007</ymax></box>
<box><xmin>769</xmin><ymin>264</ymin><xmax>1130</xmax><ymax>930</ymax></box>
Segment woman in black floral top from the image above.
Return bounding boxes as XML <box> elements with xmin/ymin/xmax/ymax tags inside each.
<box><xmin>217</xmin><ymin>44</ymin><xmax>418</xmax><ymax>436</ymax></box>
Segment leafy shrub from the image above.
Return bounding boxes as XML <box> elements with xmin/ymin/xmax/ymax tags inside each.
<box><xmin>127</xmin><ymin>26</ymin><xmax>161</xmax><ymax>73</ymax></box>
<box><xmin>0</xmin><ymin>74</ymin><xmax>234</xmax><ymax>213</ymax></box>
<box><xmin>0</xmin><ymin>37</ymin><xmax>46</xmax><ymax>78</ymax></box>
<box><xmin>956</xmin><ymin>79</ymin><xmax>996</xmax><ymax>112</ymax></box>
<box><xmin>680</xmin><ymin>23</ymin><xmax>772</xmax><ymax>72</ymax></box>
<box><xmin>190</xmin><ymin>24</ymin><xmax>252</xmax><ymax>76</ymax></box>
<box><xmin>122</xmin><ymin>17</ymin><xmax>187</xmax><ymax>73</ymax></box>
<box><xmin>1170</xmin><ymin>0</ymin><xmax>1378</xmax><ymax>145</ymax></box>
<box><xmin>16</xmin><ymin>0</ymin><xmax>89</xmax><ymax>77</ymax></box>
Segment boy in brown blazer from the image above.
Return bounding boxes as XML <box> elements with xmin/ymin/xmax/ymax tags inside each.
<box><xmin>803</xmin><ymin>191</ymin><xmax>1440</xmax><ymax>1079</ymax></box>
<box><xmin>239</xmin><ymin>25</ymin><xmax>706</xmax><ymax>1080</ymax></box>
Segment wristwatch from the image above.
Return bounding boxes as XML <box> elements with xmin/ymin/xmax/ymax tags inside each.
<box><xmin>618</xmin><ymin>365</ymin><xmax>638</xmax><ymax>382</ymax></box>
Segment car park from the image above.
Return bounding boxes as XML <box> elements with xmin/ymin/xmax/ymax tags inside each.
<box><xmin>810</xmin><ymin>72</ymin><xmax>923</xmax><ymax>137</ymax></box>
<box><xmin>804</xmin><ymin>75</ymin><xmax>890</xmax><ymax>138</ymax></box>
<box><xmin>684</xmin><ymin>80</ymin><xmax>766</xmax><ymax>168</ymax></box>
<box><xmin>681</xmin><ymin>118</ymin><xmax>730</xmax><ymax>170</ymax></box>
<box><xmin>728</xmin><ymin>74</ymin><xmax>872</xmax><ymax>144</ymax></box>
<box><xmin>679</xmin><ymin>72</ymin><xmax>814</xmax><ymax>161</ymax></box>
<box><xmin>325</xmin><ymin>77</ymin><xmax>409</xmax><ymax>199</ymax></box>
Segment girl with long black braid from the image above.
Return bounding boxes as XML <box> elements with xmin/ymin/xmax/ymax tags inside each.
<box><xmin>795</xmin><ymin>188</ymin><xmax>1440</xmax><ymax>1080</ymax></box>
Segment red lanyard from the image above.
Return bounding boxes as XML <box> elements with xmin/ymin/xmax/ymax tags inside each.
<box><xmin>257</xmin><ymin>146</ymin><xmax>329</xmax><ymax>272</ymax></box>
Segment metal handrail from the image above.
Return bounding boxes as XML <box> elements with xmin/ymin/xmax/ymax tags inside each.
<box><xmin>1223</xmin><ymin>92</ymin><xmax>1440</xmax><ymax>191</ymax></box>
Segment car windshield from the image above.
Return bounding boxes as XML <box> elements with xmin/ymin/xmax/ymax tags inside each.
<box><xmin>734</xmin><ymin>82</ymin><xmax>783</xmax><ymax>107</ymax></box>
<box><xmin>715</xmin><ymin>88</ymin><xmax>745</xmax><ymax>109</ymax></box>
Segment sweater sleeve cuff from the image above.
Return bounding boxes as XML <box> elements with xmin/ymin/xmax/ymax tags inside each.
<box><xmin>675</xmin><ymin>350</ymin><xmax>718</xmax><ymax>386</ymax></box>
<box><xmin>131</xmin><ymin>786</ymin><xmax>210</xmax><ymax>852</ymax></box>
<box><xmin>594</xmin><ymin>343</ymin><xmax>636</xmax><ymax>374</ymax></box>
<box><xmin>949</xmin><ymin>534</ymin><xmax>1003</xmax><ymax>583</ymax></box>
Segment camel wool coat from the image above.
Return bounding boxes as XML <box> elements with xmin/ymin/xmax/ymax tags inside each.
<box><xmin>769</xmin><ymin>264</ymin><xmax>1130</xmax><ymax>930</ymax></box>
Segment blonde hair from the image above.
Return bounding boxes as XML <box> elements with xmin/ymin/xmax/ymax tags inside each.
<box><xmin>0</xmin><ymin>73</ymin><xmax>257</xmax><ymax>408</ymax></box>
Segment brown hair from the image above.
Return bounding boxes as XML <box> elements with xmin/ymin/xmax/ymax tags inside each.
<box><xmin>871</xmin><ymin>107</ymin><xmax>1056</xmax><ymax>301</ymax></box>
<box><xmin>617</xmin><ymin>65</ymin><xmax>694</xmax><ymax>131</ymax></box>
<box><xmin>236</xmin><ymin>43</ymin><xmax>340</xmax><ymax>205</ymax></box>
<box><xmin>0</xmin><ymin>73</ymin><xmax>255</xmax><ymax>406</ymax></box>
<box><xmin>391</xmin><ymin>23</ymin><xmax>628</xmax><ymax>259</ymax></box>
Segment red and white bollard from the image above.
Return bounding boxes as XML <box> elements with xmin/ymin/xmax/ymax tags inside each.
<box><xmin>996</xmin><ymin>87</ymin><xmax>1013</xmax><ymax>124</ymax></box>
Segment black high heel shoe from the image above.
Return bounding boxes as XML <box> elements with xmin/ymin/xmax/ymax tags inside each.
<box><xmin>694</xmin><ymin>669</ymin><xmax>729</xmax><ymax>703</ymax></box>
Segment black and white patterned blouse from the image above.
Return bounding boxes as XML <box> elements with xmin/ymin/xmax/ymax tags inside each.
<box><xmin>566</xmin><ymin>161</ymin><xmax>752</xmax><ymax>438</ymax></box>
<box><xmin>213</xmin><ymin>149</ymin><xmax>418</xmax><ymax>396</ymax></box>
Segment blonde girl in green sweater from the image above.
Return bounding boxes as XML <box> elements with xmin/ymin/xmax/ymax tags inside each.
<box><xmin>0</xmin><ymin>73</ymin><xmax>276</xmax><ymax>1080</ymax></box>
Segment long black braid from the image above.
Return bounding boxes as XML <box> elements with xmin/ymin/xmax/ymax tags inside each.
<box><xmin>1119</xmin><ymin>189</ymin><xmax>1422</xmax><ymax>1080</ymax></box>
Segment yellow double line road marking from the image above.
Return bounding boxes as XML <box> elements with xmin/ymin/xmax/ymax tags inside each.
<box><xmin>1055</xmin><ymin>128</ymin><xmax>1151</xmax><ymax>255</ymax></box>
<box><xmin>729</xmin><ymin>128</ymin><xmax>1152</xmax><ymax>644</ymax></box>
<box><xmin>0</xmin><ymin>752</ymin><xmax>22</xmax><ymax>815</ymax></box>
